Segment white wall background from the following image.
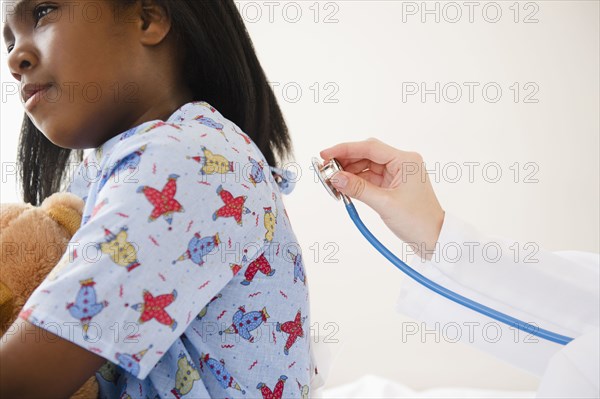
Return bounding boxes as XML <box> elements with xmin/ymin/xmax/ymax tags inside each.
<box><xmin>1</xmin><ymin>0</ymin><xmax>598</xmax><ymax>392</ymax></box>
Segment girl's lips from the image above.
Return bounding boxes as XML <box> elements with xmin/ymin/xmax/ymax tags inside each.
<box><xmin>24</xmin><ymin>85</ymin><xmax>51</xmax><ymax>111</ymax></box>
<box><xmin>22</xmin><ymin>83</ymin><xmax>51</xmax><ymax>101</ymax></box>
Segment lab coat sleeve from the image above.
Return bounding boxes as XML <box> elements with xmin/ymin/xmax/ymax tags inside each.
<box><xmin>395</xmin><ymin>212</ymin><xmax>600</xmax><ymax>378</ymax></box>
<box><xmin>535</xmin><ymin>327</ymin><xmax>600</xmax><ymax>398</ymax></box>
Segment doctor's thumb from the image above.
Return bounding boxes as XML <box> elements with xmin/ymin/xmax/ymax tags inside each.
<box><xmin>330</xmin><ymin>171</ymin><xmax>382</xmax><ymax>209</ymax></box>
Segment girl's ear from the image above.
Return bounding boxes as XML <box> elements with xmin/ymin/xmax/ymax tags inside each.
<box><xmin>138</xmin><ymin>0</ymin><xmax>172</xmax><ymax>46</ymax></box>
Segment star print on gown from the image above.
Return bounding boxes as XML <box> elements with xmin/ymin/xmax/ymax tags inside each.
<box><xmin>212</xmin><ymin>184</ymin><xmax>251</xmax><ymax>225</ymax></box>
<box><xmin>137</xmin><ymin>173</ymin><xmax>184</xmax><ymax>225</ymax></box>
<box><xmin>132</xmin><ymin>289</ymin><xmax>178</xmax><ymax>331</ymax></box>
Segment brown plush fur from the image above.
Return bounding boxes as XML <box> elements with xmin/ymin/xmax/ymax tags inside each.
<box><xmin>0</xmin><ymin>192</ymin><xmax>100</xmax><ymax>398</ymax></box>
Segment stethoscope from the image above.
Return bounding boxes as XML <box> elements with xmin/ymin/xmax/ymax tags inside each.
<box><xmin>311</xmin><ymin>157</ymin><xmax>574</xmax><ymax>346</ymax></box>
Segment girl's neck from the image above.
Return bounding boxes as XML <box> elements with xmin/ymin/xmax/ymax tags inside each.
<box><xmin>128</xmin><ymin>88</ymin><xmax>195</xmax><ymax>130</ymax></box>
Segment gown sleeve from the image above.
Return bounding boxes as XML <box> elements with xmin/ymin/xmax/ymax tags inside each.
<box><xmin>395</xmin><ymin>212</ymin><xmax>600</xmax><ymax>377</ymax></box>
<box><xmin>20</xmin><ymin>122</ymin><xmax>271</xmax><ymax>380</ymax></box>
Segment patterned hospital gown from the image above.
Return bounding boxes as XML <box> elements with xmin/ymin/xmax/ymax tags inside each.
<box><xmin>19</xmin><ymin>101</ymin><xmax>316</xmax><ymax>398</ymax></box>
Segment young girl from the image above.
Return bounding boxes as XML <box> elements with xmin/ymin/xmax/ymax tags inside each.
<box><xmin>1</xmin><ymin>1</ymin><xmax>316</xmax><ymax>397</ymax></box>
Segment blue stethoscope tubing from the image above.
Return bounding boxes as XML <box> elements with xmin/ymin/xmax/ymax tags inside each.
<box><xmin>344</xmin><ymin>201</ymin><xmax>574</xmax><ymax>346</ymax></box>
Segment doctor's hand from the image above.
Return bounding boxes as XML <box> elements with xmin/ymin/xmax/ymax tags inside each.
<box><xmin>320</xmin><ymin>138</ymin><xmax>445</xmax><ymax>260</ymax></box>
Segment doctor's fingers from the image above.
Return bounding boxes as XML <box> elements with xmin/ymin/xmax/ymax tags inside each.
<box><xmin>356</xmin><ymin>169</ymin><xmax>384</xmax><ymax>186</ymax></box>
<box><xmin>320</xmin><ymin>137</ymin><xmax>406</xmax><ymax>166</ymax></box>
<box><xmin>332</xmin><ymin>169</ymin><xmax>384</xmax><ymax>187</ymax></box>
<box><xmin>343</xmin><ymin>159</ymin><xmax>386</xmax><ymax>176</ymax></box>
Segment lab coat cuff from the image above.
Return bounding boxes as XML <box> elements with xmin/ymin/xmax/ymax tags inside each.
<box><xmin>416</xmin><ymin>211</ymin><xmax>483</xmax><ymax>267</ymax></box>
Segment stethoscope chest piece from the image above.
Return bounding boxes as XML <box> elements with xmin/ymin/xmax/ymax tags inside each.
<box><xmin>311</xmin><ymin>157</ymin><xmax>351</xmax><ymax>204</ymax></box>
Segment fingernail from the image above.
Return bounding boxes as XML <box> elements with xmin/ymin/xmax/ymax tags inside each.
<box><xmin>332</xmin><ymin>172</ymin><xmax>348</xmax><ymax>188</ymax></box>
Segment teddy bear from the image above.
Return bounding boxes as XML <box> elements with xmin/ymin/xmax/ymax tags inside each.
<box><xmin>0</xmin><ymin>192</ymin><xmax>103</xmax><ymax>398</ymax></box>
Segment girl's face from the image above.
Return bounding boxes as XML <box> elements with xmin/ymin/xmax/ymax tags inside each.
<box><xmin>3</xmin><ymin>0</ymin><xmax>191</xmax><ymax>149</ymax></box>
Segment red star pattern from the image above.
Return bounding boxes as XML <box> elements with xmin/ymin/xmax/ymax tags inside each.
<box><xmin>134</xmin><ymin>289</ymin><xmax>178</xmax><ymax>329</ymax></box>
<box><xmin>213</xmin><ymin>185</ymin><xmax>249</xmax><ymax>225</ymax></box>
<box><xmin>138</xmin><ymin>175</ymin><xmax>183</xmax><ymax>222</ymax></box>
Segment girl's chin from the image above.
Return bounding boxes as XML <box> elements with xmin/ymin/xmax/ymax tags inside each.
<box><xmin>43</xmin><ymin>134</ymin><xmax>69</xmax><ymax>148</ymax></box>
<box><xmin>47</xmin><ymin>133</ymin><xmax>99</xmax><ymax>150</ymax></box>
<box><xmin>39</xmin><ymin>129</ymin><xmax>77</xmax><ymax>149</ymax></box>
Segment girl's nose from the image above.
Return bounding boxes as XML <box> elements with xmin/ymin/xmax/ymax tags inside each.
<box><xmin>7</xmin><ymin>45</ymin><xmax>38</xmax><ymax>81</ymax></box>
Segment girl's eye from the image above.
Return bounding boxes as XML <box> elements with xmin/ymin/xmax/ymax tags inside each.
<box><xmin>33</xmin><ymin>4</ymin><xmax>57</xmax><ymax>27</ymax></box>
<box><xmin>6</xmin><ymin>5</ymin><xmax>56</xmax><ymax>53</ymax></box>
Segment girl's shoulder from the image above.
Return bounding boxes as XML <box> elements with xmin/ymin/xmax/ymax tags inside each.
<box><xmin>67</xmin><ymin>100</ymin><xmax>295</xmax><ymax>205</ymax></box>
<box><xmin>88</xmin><ymin>101</ymin><xmax>300</xmax><ymax>200</ymax></box>
<box><xmin>66</xmin><ymin>101</ymin><xmax>296</xmax><ymax>201</ymax></box>
<box><xmin>104</xmin><ymin>101</ymin><xmax>265</xmax><ymax>173</ymax></box>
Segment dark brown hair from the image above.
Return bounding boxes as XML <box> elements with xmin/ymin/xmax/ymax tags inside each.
<box><xmin>18</xmin><ymin>0</ymin><xmax>293</xmax><ymax>205</ymax></box>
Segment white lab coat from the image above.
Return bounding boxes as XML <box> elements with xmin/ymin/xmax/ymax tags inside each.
<box><xmin>395</xmin><ymin>212</ymin><xmax>600</xmax><ymax>397</ymax></box>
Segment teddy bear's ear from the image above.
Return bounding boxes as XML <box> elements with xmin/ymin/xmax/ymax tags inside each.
<box><xmin>40</xmin><ymin>192</ymin><xmax>85</xmax><ymax>237</ymax></box>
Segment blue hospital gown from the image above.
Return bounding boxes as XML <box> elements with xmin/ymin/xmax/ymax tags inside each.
<box><xmin>19</xmin><ymin>101</ymin><xmax>317</xmax><ymax>398</ymax></box>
